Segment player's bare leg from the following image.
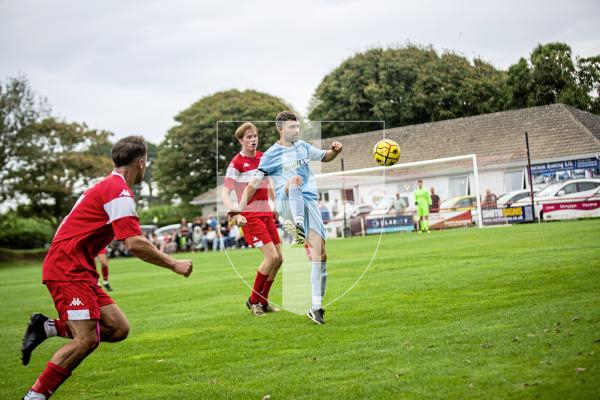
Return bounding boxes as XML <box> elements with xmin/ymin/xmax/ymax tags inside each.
<box><xmin>99</xmin><ymin>303</ymin><xmax>129</xmax><ymax>342</ymax></box>
<box><xmin>306</xmin><ymin>229</ymin><xmax>327</xmax><ymax>325</ymax></box>
<box><xmin>284</xmin><ymin>176</ymin><xmax>306</xmax><ymax>245</ymax></box>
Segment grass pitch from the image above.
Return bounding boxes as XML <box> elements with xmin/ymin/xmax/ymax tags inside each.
<box><xmin>1</xmin><ymin>220</ymin><xmax>599</xmax><ymax>399</ymax></box>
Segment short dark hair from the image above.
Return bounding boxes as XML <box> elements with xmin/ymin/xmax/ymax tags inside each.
<box><xmin>112</xmin><ymin>136</ymin><xmax>147</xmax><ymax>167</ymax></box>
<box><xmin>275</xmin><ymin>111</ymin><xmax>297</xmax><ymax>130</ymax></box>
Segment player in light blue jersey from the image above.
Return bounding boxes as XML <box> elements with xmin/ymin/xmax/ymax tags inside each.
<box><xmin>229</xmin><ymin>111</ymin><xmax>343</xmax><ymax>324</ymax></box>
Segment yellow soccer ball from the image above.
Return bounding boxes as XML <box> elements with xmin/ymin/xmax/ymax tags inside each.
<box><xmin>372</xmin><ymin>139</ymin><xmax>400</xmax><ymax>166</ymax></box>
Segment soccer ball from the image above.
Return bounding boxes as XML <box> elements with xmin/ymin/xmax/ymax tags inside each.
<box><xmin>372</xmin><ymin>139</ymin><xmax>400</xmax><ymax>167</ymax></box>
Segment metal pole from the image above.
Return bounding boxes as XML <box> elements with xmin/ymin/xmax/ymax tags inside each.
<box><xmin>472</xmin><ymin>154</ymin><xmax>483</xmax><ymax>228</ymax></box>
<box><xmin>525</xmin><ymin>132</ymin><xmax>537</xmax><ymax>221</ymax></box>
<box><xmin>341</xmin><ymin>158</ymin><xmax>347</xmax><ymax>237</ymax></box>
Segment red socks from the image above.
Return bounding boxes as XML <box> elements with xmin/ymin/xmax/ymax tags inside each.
<box><xmin>250</xmin><ymin>271</ymin><xmax>268</xmax><ymax>304</ymax></box>
<box><xmin>260</xmin><ymin>280</ymin><xmax>274</xmax><ymax>306</ymax></box>
<box><xmin>31</xmin><ymin>362</ymin><xmax>71</xmax><ymax>397</ymax></box>
<box><xmin>101</xmin><ymin>266</ymin><xmax>109</xmax><ymax>281</ymax></box>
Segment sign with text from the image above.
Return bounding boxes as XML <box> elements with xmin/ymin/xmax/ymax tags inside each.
<box><xmin>365</xmin><ymin>215</ymin><xmax>414</xmax><ymax>234</ymax></box>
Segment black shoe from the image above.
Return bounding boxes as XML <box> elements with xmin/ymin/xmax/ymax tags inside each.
<box><xmin>103</xmin><ymin>282</ymin><xmax>113</xmax><ymax>292</ymax></box>
<box><xmin>22</xmin><ymin>313</ymin><xmax>49</xmax><ymax>366</ymax></box>
<box><xmin>245</xmin><ymin>297</ymin><xmax>252</xmax><ymax>309</ymax></box>
<box><xmin>307</xmin><ymin>308</ymin><xmax>325</xmax><ymax>325</ymax></box>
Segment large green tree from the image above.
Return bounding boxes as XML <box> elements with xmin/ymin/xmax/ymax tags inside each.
<box><xmin>0</xmin><ymin>75</ymin><xmax>50</xmax><ymax>196</ymax></box>
<box><xmin>155</xmin><ymin>90</ymin><xmax>286</xmax><ymax>202</ymax></box>
<box><xmin>310</xmin><ymin>44</ymin><xmax>508</xmax><ymax>137</ymax></box>
<box><xmin>507</xmin><ymin>42</ymin><xmax>600</xmax><ymax>113</ymax></box>
<box><xmin>5</xmin><ymin>118</ymin><xmax>113</xmax><ymax>226</ymax></box>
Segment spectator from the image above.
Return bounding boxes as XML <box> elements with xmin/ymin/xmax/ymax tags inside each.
<box><xmin>213</xmin><ymin>224</ymin><xmax>225</xmax><ymax>251</ymax></box>
<box><xmin>390</xmin><ymin>193</ymin><xmax>406</xmax><ymax>215</ymax></box>
<box><xmin>331</xmin><ymin>199</ymin><xmax>340</xmax><ymax>218</ymax></box>
<box><xmin>178</xmin><ymin>218</ymin><xmax>190</xmax><ymax>251</ymax></box>
<box><xmin>150</xmin><ymin>233</ymin><xmax>161</xmax><ymax>249</ymax></box>
<box><xmin>192</xmin><ymin>226</ymin><xmax>204</xmax><ymax>252</ymax></box>
<box><xmin>483</xmin><ymin>189</ymin><xmax>498</xmax><ymax>209</ymax></box>
<box><xmin>202</xmin><ymin>226</ymin><xmax>216</xmax><ymax>250</ymax></box>
<box><xmin>430</xmin><ymin>187</ymin><xmax>441</xmax><ymax>213</ymax></box>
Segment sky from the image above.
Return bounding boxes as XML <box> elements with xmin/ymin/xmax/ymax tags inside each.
<box><xmin>1</xmin><ymin>0</ymin><xmax>599</xmax><ymax>145</ymax></box>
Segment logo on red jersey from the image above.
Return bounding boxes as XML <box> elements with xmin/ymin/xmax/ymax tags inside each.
<box><xmin>243</xmin><ymin>162</ymin><xmax>250</xmax><ymax>168</ymax></box>
<box><xmin>69</xmin><ymin>298</ymin><xmax>85</xmax><ymax>307</ymax></box>
<box><xmin>119</xmin><ymin>189</ymin><xmax>131</xmax><ymax>197</ymax></box>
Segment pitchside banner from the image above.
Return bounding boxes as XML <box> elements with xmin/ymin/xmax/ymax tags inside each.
<box><xmin>366</xmin><ymin>215</ymin><xmax>414</xmax><ymax>234</ymax></box>
<box><xmin>542</xmin><ymin>200</ymin><xmax>600</xmax><ymax>220</ymax></box>
<box><xmin>482</xmin><ymin>206</ymin><xmax>534</xmax><ymax>225</ymax></box>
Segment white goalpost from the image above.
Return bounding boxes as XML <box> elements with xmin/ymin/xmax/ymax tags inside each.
<box><xmin>314</xmin><ymin>153</ymin><xmax>484</xmax><ymax>236</ymax></box>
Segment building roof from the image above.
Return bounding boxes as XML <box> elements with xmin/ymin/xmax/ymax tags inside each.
<box><xmin>192</xmin><ymin>104</ymin><xmax>600</xmax><ymax>205</ymax></box>
<box><xmin>313</xmin><ymin>103</ymin><xmax>600</xmax><ymax>174</ymax></box>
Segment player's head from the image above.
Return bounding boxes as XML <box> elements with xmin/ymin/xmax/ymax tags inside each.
<box><xmin>235</xmin><ymin>122</ymin><xmax>259</xmax><ymax>153</ymax></box>
<box><xmin>275</xmin><ymin>111</ymin><xmax>299</xmax><ymax>143</ymax></box>
<box><xmin>417</xmin><ymin>179</ymin><xmax>423</xmax><ymax>188</ymax></box>
<box><xmin>112</xmin><ymin>136</ymin><xmax>147</xmax><ymax>185</ymax></box>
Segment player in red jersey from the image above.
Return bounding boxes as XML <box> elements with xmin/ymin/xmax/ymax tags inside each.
<box><xmin>20</xmin><ymin>136</ymin><xmax>193</xmax><ymax>400</ymax></box>
<box><xmin>221</xmin><ymin>122</ymin><xmax>283</xmax><ymax>317</ymax></box>
<box><xmin>95</xmin><ymin>246</ymin><xmax>112</xmax><ymax>291</ymax></box>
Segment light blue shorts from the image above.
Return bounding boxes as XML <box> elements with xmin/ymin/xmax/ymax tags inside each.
<box><xmin>276</xmin><ymin>195</ymin><xmax>326</xmax><ymax>241</ymax></box>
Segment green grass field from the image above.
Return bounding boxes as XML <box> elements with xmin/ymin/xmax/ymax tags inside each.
<box><xmin>1</xmin><ymin>220</ymin><xmax>599</xmax><ymax>399</ymax></box>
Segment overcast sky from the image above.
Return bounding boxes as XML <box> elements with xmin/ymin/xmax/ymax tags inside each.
<box><xmin>1</xmin><ymin>0</ymin><xmax>599</xmax><ymax>144</ymax></box>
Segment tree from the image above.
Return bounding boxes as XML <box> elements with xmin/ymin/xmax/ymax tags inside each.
<box><xmin>506</xmin><ymin>42</ymin><xmax>599</xmax><ymax>113</ymax></box>
<box><xmin>4</xmin><ymin>118</ymin><xmax>113</xmax><ymax>226</ymax></box>
<box><xmin>507</xmin><ymin>58</ymin><xmax>533</xmax><ymax>109</ymax></box>
<box><xmin>155</xmin><ymin>90</ymin><xmax>285</xmax><ymax>203</ymax></box>
<box><xmin>0</xmin><ymin>75</ymin><xmax>50</xmax><ymax>196</ymax></box>
<box><xmin>310</xmin><ymin>44</ymin><xmax>508</xmax><ymax>137</ymax></box>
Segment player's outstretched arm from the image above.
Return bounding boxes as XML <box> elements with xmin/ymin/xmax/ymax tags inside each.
<box><xmin>228</xmin><ymin>177</ymin><xmax>260</xmax><ymax>217</ymax></box>
<box><xmin>322</xmin><ymin>141</ymin><xmax>343</xmax><ymax>162</ymax></box>
<box><xmin>124</xmin><ymin>235</ymin><xmax>193</xmax><ymax>277</ymax></box>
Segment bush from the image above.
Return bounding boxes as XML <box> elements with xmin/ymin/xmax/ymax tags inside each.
<box><xmin>0</xmin><ymin>213</ymin><xmax>54</xmax><ymax>249</ymax></box>
<box><xmin>138</xmin><ymin>204</ymin><xmax>200</xmax><ymax>226</ymax></box>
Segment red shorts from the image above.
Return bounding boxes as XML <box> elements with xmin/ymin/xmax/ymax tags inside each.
<box><xmin>45</xmin><ymin>281</ymin><xmax>114</xmax><ymax>321</ymax></box>
<box><xmin>243</xmin><ymin>215</ymin><xmax>281</xmax><ymax>248</ymax></box>
<box><xmin>97</xmin><ymin>247</ymin><xmax>107</xmax><ymax>256</ymax></box>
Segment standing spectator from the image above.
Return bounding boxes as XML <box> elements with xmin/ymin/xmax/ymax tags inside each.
<box><xmin>391</xmin><ymin>193</ymin><xmax>405</xmax><ymax>215</ymax></box>
<box><xmin>430</xmin><ymin>187</ymin><xmax>441</xmax><ymax>213</ymax></box>
<box><xmin>483</xmin><ymin>189</ymin><xmax>498</xmax><ymax>209</ymax></box>
<box><xmin>331</xmin><ymin>199</ymin><xmax>340</xmax><ymax>218</ymax></box>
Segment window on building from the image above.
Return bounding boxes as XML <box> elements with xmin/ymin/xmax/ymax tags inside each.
<box><xmin>449</xmin><ymin>176</ymin><xmax>468</xmax><ymax>198</ymax></box>
<box><xmin>503</xmin><ymin>170</ymin><xmax>524</xmax><ymax>192</ymax></box>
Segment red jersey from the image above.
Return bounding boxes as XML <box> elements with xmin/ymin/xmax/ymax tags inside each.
<box><xmin>42</xmin><ymin>172</ymin><xmax>142</xmax><ymax>283</ymax></box>
<box><xmin>224</xmin><ymin>151</ymin><xmax>272</xmax><ymax>218</ymax></box>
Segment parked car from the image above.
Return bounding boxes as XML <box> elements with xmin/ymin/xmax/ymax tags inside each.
<box><xmin>155</xmin><ymin>223</ymin><xmax>192</xmax><ymax>244</ymax></box>
<box><xmin>512</xmin><ymin>178</ymin><xmax>600</xmax><ymax>220</ymax></box>
<box><xmin>140</xmin><ymin>224</ymin><xmax>157</xmax><ymax>237</ymax></box>
<box><xmin>497</xmin><ymin>190</ymin><xmax>534</xmax><ymax>208</ymax></box>
<box><xmin>439</xmin><ymin>195</ymin><xmax>477</xmax><ymax>212</ymax></box>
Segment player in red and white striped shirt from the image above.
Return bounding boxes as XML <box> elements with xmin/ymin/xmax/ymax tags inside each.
<box><xmin>21</xmin><ymin>136</ymin><xmax>193</xmax><ymax>400</ymax></box>
<box><xmin>222</xmin><ymin>122</ymin><xmax>282</xmax><ymax>316</ymax></box>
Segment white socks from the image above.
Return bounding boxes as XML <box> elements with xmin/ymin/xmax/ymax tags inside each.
<box><xmin>311</xmin><ymin>261</ymin><xmax>327</xmax><ymax>310</ymax></box>
<box><xmin>43</xmin><ymin>319</ymin><xmax>57</xmax><ymax>337</ymax></box>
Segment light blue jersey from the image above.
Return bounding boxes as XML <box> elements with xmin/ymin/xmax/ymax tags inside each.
<box><xmin>257</xmin><ymin>140</ymin><xmax>326</xmax><ymax>201</ymax></box>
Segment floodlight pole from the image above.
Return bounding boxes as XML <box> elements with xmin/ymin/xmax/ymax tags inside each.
<box><xmin>525</xmin><ymin>132</ymin><xmax>537</xmax><ymax>221</ymax></box>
